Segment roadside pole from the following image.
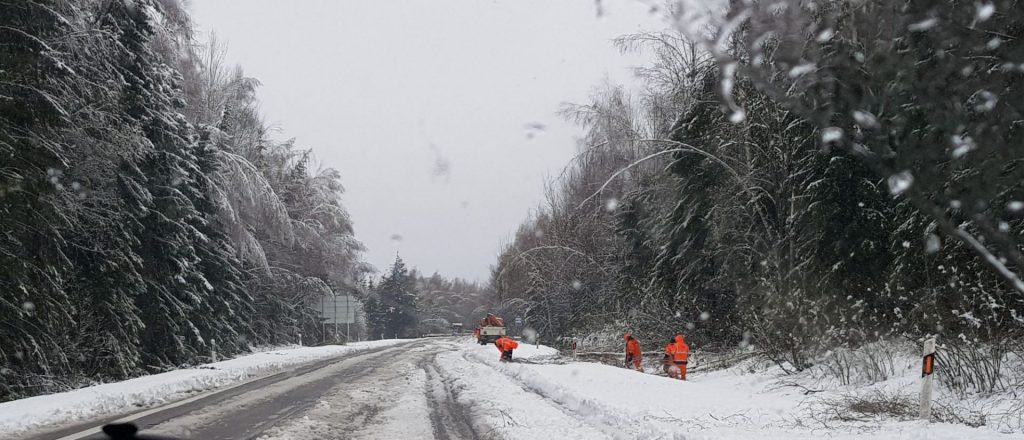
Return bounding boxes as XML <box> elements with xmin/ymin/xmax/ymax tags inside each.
<box><xmin>919</xmin><ymin>336</ymin><xmax>937</xmax><ymax>421</ymax></box>
<box><xmin>210</xmin><ymin>338</ymin><xmax>217</xmax><ymax>363</ymax></box>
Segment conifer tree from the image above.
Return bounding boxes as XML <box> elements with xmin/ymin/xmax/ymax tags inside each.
<box><xmin>0</xmin><ymin>0</ymin><xmax>78</xmax><ymax>398</ymax></box>
<box><xmin>374</xmin><ymin>256</ymin><xmax>419</xmax><ymax>338</ymax></box>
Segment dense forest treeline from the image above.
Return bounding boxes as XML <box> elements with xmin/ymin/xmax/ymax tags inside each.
<box><xmin>0</xmin><ymin>0</ymin><xmax>375</xmax><ymax>401</ymax></box>
<box><xmin>492</xmin><ymin>0</ymin><xmax>1024</xmax><ymax>384</ymax></box>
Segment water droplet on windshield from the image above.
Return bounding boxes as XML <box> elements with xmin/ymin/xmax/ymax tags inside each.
<box><xmin>908</xmin><ymin>18</ymin><xmax>938</xmax><ymax>32</ymax></box>
<box><xmin>728</xmin><ymin>109</ymin><xmax>746</xmax><ymax>124</ymax></box>
<box><xmin>887</xmin><ymin>171</ymin><xmax>914</xmax><ymax>195</ymax></box>
<box><xmin>976</xmin><ymin>2</ymin><xmax>995</xmax><ymax>21</ymax></box>
<box><xmin>821</xmin><ymin>127</ymin><xmax>843</xmax><ymax>144</ymax></box>
<box><xmin>972</xmin><ymin>90</ymin><xmax>998</xmax><ymax>113</ymax></box>
<box><xmin>852</xmin><ymin>110</ymin><xmax>880</xmax><ymax>129</ymax></box>
<box><xmin>951</xmin><ymin>135</ymin><xmax>977</xmax><ymax>159</ymax></box>
<box><xmin>788</xmin><ymin>63</ymin><xmax>815</xmax><ymax>78</ymax></box>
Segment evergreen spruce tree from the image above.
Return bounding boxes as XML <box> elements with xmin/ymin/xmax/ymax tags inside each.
<box><xmin>0</xmin><ymin>0</ymin><xmax>77</xmax><ymax>399</ymax></box>
<box><xmin>188</xmin><ymin>126</ymin><xmax>255</xmax><ymax>356</ymax></box>
<box><xmin>649</xmin><ymin>85</ymin><xmax>728</xmax><ymax>341</ymax></box>
<box><xmin>804</xmin><ymin>151</ymin><xmax>894</xmax><ymax>334</ymax></box>
<box><xmin>374</xmin><ymin>256</ymin><xmax>418</xmax><ymax>338</ymax></box>
<box><xmin>102</xmin><ymin>0</ymin><xmax>210</xmax><ymax>367</ymax></box>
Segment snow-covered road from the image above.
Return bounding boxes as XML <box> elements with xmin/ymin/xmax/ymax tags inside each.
<box><xmin>3</xmin><ymin>340</ymin><xmax>410</xmax><ymax>440</ymax></box>
<box><xmin>5</xmin><ymin>338</ymin><xmax>1022</xmax><ymax>440</ymax></box>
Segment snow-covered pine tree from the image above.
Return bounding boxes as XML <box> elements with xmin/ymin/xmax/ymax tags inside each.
<box><xmin>803</xmin><ymin>150</ymin><xmax>893</xmax><ymax>335</ymax></box>
<box><xmin>0</xmin><ymin>0</ymin><xmax>78</xmax><ymax>400</ymax></box>
<box><xmin>189</xmin><ymin>126</ymin><xmax>255</xmax><ymax>357</ymax></box>
<box><xmin>648</xmin><ymin>77</ymin><xmax>731</xmax><ymax>343</ymax></box>
<box><xmin>375</xmin><ymin>256</ymin><xmax>419</xmax><ymax>338</ymax></box>
<box><xmin>101</xmin><ymin>0</ymin><xmax>210</xmax><ymax>367</ymax></box>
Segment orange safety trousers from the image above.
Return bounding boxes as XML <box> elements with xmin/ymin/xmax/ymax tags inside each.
<box><xmin>673</xmin><ymin>362</ymin><xmax>687</xmax><ymax>380</ymax></box>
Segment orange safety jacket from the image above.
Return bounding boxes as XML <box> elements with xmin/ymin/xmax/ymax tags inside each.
<box><xmin>495</xmin><ymin>337</ymin><xmax>519</xmax><ymax>352</ymax></box>
<box><xmin>667</xmin><ymin>335</ymin><xmax>689</xmax><ymax>363</ymax></box>
<box><xmin>626</xmin><ymin>338</ymin><xmax>642</xmax><ymax>358</ymax></box>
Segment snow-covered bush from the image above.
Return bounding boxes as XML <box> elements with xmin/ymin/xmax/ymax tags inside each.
<box><xmin>577</xmin><ymin>324</ymin><xmax>629</xmax><ymax>352</ymax></box>
<box><xmin>808</xmin><ymin>339</ymin><xmax>917</xmax><ymax>386</ymax></box>
<box><xmin>938</xmin><ymin>339</ymin><xmax>1024</xmax><ymax>396</ymax></box>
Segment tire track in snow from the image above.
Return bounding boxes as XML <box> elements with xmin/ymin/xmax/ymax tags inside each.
<box><xmin>433</xmin><ymin>348</ymin><xmax>609</xmax><ymax>439</ymax></box>
<box><xmin>421</xmin><ymin>349</ymin><xmax>482</xmax><ymax>440</ymax></box>
<box><xmin>145</xmin><ymin>344</ymin><xmax>408</xmax><ymax>439</ymax></box>
<box><xmin>251</xmin><ymin>339</ymin><xmax>478</xmax><ymax>440</ymax></box>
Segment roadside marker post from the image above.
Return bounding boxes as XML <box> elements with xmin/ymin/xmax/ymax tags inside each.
<box><xmin>920</xmin><ymin>336</ymin><xmax>937</xmax><ymax>421</ymax></box>
<box><xmin>211</xmin><ymin>338</ymin><xmax>218</xmax><ymax>363</ymax></box>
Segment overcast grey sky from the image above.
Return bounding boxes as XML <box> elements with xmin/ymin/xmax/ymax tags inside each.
<box><xmin>189</xmin><ymin>1</ymin><xmax>666</xmax><ymax>282</ymax></box>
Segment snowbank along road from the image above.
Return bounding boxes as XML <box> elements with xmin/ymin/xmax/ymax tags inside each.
<box><xmin>7</xmin><ymin>338</ymin><xmax>1023</xmax><ymax>440</ymax></box>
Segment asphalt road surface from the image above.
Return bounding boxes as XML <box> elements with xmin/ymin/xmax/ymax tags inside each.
<box><xmin>20</xmin><ymin>339</ymin><xmax>480</xmax><ymax>440</ymax></box>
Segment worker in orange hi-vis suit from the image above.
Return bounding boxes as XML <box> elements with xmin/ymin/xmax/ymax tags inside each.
<box><xmin>623</xmin><ymin>333</ymin><xmax>643</xmax><ymax>371</ymax></box>
<box><xmin>666</xmin><ymin>333</ymin><xmax>690</xmax><ymax>380</ymax></box>
<box><xmin>494</xmin><ymin>335</ymin><xmax>519</xmax><ymax>362</ymax></box>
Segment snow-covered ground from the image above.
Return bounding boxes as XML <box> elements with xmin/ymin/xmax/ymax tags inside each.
<box><xmin>253</xmin><ymin>343</ymin><xmax>442</xmax><ymax>440</ymax></box>
<box><xmin>0</xmin><ymin>340</ymin><xmax>405</xmax><ymax>437</ymax></box>
<box><xmin>435</xmin><ymin>339</ymin><xmax>1024</xmax><ymax>439</ymax></box>
<box><xmin>3</xmin><ymin>338</ymin><xmax>1021</xmax><ymax>439</ymax></box>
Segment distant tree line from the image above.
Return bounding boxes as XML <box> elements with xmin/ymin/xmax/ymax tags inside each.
<box><xmin>492</xmin><ymin>0</ymin><xmax>1023</xmax><ymax>373</ymax></box>
<box><xmin>362</xmin><ymin>256</ymin><xmax>493</xmax><ymax>339</ymax></box>
<box><xmin>0</xmin><ymin>0</ymin><xmax>369</xmax><ymax>401</ymax></box>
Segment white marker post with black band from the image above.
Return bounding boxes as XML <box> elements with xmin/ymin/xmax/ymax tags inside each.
<box><xmin>920</xmin><ymin>336</ymin><xmax>937</xmax><ymax>421</ymax></box>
